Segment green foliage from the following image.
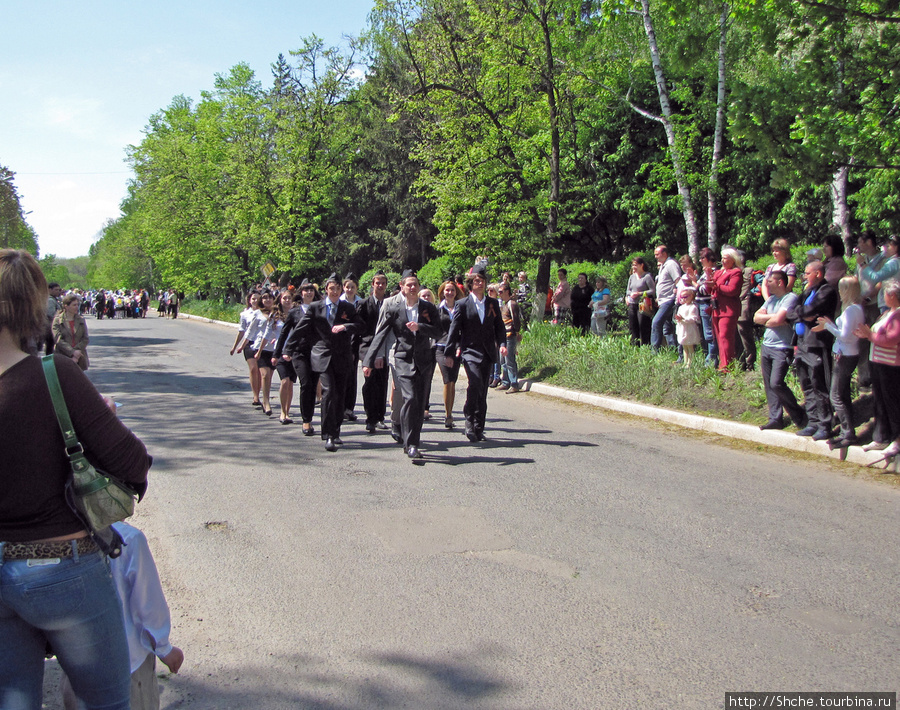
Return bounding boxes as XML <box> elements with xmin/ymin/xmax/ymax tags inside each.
<box><xmin>38</xmin><ymin>254</ymin><xmax>72</xmax><ymax>288</ymax></box>
<box><xmin>0</xmin><ymin>166</ymin><xmax>38</xmax><ymax>253</ymax></box>
<box><xmin>415</xmin><ymin>255</ymin><xmax>470</xmax><ymax>290</ymax></box>
<box><xmin>178</xmin><ymin>298</ymin><xmax>245</xmax><ymax>323</ymax></box>
<box><xmin>87</xmin><ymin>0</ymin><xmax>900</xmax><ymax>294</ymax></box>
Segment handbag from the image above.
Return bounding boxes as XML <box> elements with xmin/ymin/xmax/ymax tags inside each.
<box><xmin>42</xmin><ymin>356</ymin><xmax>136</xmax><ymax>557</ymax></box>
<box><xmin>639</xmin><ymin>295</ymin><xmax>657</xmax><ymax>315</ymax></box>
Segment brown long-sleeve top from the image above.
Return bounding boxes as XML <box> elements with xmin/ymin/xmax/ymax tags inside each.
<box><xmin>0</xmin><ymin>354</ymin><xmax>151</xmax><ymax>542</ymax></box>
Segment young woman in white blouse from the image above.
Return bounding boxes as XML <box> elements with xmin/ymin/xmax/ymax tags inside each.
<box><xmin>230</xmin><ymin>292</ymin><xmax>262</xmax><ymax>407</ymax></box>
<box><xmin>814</xmin><ymin>275</ymin><xmax>864</xmax><ymax>447</ymax></box>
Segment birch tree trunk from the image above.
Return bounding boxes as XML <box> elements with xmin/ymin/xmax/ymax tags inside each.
<box><xmin>831</xmin><ymin>163</ymin><xmax>852</xmax><ymax>253</ymax></box>
<box><xmin>639</xmin><ymin>0</ymin><xmax>701</xmax><ymax>258</ymax></box>
<box><xmin>707</xmin><ymin>2</ymin><xmax>729</xmax><ymax>252</ymax></box>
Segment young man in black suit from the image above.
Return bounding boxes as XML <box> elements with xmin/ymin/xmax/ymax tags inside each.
<box><xmin>362</xmin><ymin>270</ymin><xmax>442</xmax><ymax>459</ymax></box>
<box><xmin>286</xmin><ymin>273</ymin><xmax>359</xmax><ymax>452</ymax></box>
<box><xmin>443</xmin><ymin>264</ymin><xmax>508</xmax><ymax>441</ymax></box>
<box><xmin>788</xmin><ymin>260</ymin><xmax>838</xmax><ymax>441</ymax></box>
<box><xmin>357</xmin><ymin>271</ymin><xmax>390</xmax><ymax>433</ymax></box>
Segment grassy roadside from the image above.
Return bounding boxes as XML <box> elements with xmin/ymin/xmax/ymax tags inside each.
<box><xmin>517</xmin><ymin>323</ymin><xmax>803</xmax><ymax>426</ymax></box>
<box><xmin>178</xmin><ymin>298</ymin><xmax>243</xmax><ymax>323</ymax></box>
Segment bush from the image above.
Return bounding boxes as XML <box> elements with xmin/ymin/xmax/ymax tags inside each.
<box><xmin>179</xmin><ymin>298</ymin><xmax>244</xmax><ymax>323</ymax></box>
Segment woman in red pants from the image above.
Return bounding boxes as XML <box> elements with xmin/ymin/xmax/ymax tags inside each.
<box><xmin>706</xmin><ymin>247</ymin><xmax>743</xmax><ymax>371</ymax></box>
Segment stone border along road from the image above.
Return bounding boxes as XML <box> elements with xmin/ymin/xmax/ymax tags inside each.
<box><xmin>181</xmin><ymin>312</ymin><xmax>899</xmax><ymax>472</ymax></box>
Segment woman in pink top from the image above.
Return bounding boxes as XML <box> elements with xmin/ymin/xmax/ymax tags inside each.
<box><xmin>854</xmin><ymin>280</ymin><xmax>900</xmax><ymax>456</ymax></box>
<box><xmin>706</xmin><ymin>247</ymin><xmax>743</xmax><ymax>371</ymax></box>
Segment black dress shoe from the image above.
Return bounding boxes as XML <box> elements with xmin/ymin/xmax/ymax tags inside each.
<box><xmin>303</xmin><ymin>424</ymin><xmax>315</xmax><ymax>436</ymax></box>
<box><xmin>477</xmin><ymin>432</ymin><xmax>486</xmax><ymax>441</ymax></box>
<box><xmin>759</xmin><ymin>419</ymin><xmax>786</xmax><ymax>431</ymax></box>
<box><xmin>366</xmin><ymin>423</ymin><xmax>376</xmax><ymax>434</ymax></box>
<box><xmin>324</xmin><ymin>438</ymin><xmax>337</xmax><ymax>452</ymax></box>
<box><xmin>407</xmin><ymin>446</ymin><xmax>422</xmax><ymax>459</ymax></box>
<box><xmin>333</xmin><ymin>437</ymin><xmax>343</xmax><ymax>445</ymax></box>
<box><xmin>465</xmin><ymin>430</ymin><xmax>478</xmax><ymax>442</ymax></box>
<box><xmin>390</xmin><ymin>430</ymin><xmax>402</xmax><ymax>443</ymax></box>
<box><xmin>796</xmin><ymin>426</ymin><xmax>817</xmax><ymax>437</ymax></box>
<box><xmin>344</xmin><ymin>411</ymin><xmax>358</xmax><ymax>422</ymax></box>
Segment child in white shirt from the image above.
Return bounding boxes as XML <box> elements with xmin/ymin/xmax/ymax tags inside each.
<box><xmin>674</xmin><ymin>288</ymin><xmax>701</xmax><ymax>366</ymax></box>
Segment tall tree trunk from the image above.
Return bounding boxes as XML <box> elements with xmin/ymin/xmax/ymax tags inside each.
<box><xmin>639</xmin><ymin>0</ymin><xmax>701</xmax><ymax>258</ymax></box>
<box><xmin>707</xmin><ymin>2</ymin><xmax>729</xmax><ymax>252</ymax></box>
<box><xmin>540</xmin><ymin>0</ymin><xmax>561</xmax><ymax>322</ymax></box>
<box><xmin>831</xmin><ymin>162</ymin><xmax>852</xmax><ymax>253</ymax></box>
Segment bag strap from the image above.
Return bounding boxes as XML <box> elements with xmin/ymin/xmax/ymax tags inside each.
<box><xmin>41</xmin><ymin>355</ymin><xmax>82</xmax><ymax>454</ymax></box>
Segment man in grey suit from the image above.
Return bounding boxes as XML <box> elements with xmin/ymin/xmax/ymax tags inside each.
<box><xmin>363</xmin><ymin>270</ymin><xmax>442</xmax><ymax>459</ymax></box>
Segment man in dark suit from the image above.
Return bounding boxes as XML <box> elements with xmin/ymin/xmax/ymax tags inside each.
<box><xmin>285</xmin><ymin>273</ymin><xmax>359</xmax><ymax>452</ymax></box>
<box><xmin>363</xmin><ymin>270</ymin><xmax>442</xmax><ymax>459</ymax></box>
<box><xmin>357</xmin><ymin>271</ymin><xmax>390</xmax><ymax>433</ymax></box>
<box><xmin>789</xmin><ymin>260</ymin><xmax>838</xmax><ymax>440</ymax></box>
<box><xmin>444</xmin><ymin>264</ymin><xmax>508</xmax><ymax>441</ymax></box>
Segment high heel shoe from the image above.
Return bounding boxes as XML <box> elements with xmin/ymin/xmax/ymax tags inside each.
<box><xmin>866</xmin><ymin>441</ymin><xmax>900</xmax><ymax>468</ymax></box>
<box><xmin>863</xmin><ymin>441</ymin><xmax>889</xmax><ymax>452</ymax></box>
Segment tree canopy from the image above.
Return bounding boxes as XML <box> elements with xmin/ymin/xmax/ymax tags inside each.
<box><xmin>87</xmin><ymin>0</ymin><xmax>900</xmax><ymax>297</ymax></box>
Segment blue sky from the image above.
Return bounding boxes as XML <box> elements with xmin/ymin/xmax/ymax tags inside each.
<box><xmin>2</xmin><ymin>0</ymin><xmax>374</xmax><ymax>259</ymax></box>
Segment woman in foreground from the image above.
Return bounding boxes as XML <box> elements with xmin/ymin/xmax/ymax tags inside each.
<box><xmin>52</xmin><ymin>293</ymin><xmax>90</xmax><ymax>371</ymax></box>
<box><xmin>0</xmin><ymin>249</ymin><xmax>151</xmax><ymax>710</ymax></box>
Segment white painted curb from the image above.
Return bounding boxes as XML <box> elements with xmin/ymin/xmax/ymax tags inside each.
<box><xmin>526</xmin><ymin>381</ymin><xmax>897</xmax><ymax>469</ymax></box>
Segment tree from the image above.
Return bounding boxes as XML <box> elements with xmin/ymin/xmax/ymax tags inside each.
<box><xmin>0</xmin><ymin>165</ymin><xmax>39</xmax><ymax>253</ymax></box>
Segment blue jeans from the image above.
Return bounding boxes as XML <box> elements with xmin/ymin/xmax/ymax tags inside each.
<box><xmin>699</xmin><ymin>301</ymin><xmax>717</xmax><ymax>363</ymax></box>
<box><xmin>0</xmin><ymin>544</ymin><xmax>131</xmax><ymax>710</ymax></box>
<box><xmin>501</xmin><ymin>336</ymin><xmax>519</xmax><ymax>386</ymax></box>
<box><xmin>651</xmin><ymin>299</ymin><xmax>677</xmax><ymax>350</ymax></box>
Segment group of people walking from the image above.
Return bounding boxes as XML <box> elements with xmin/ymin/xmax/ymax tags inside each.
<box><xmin>230</xmin><ymin>265</ymin><xmax>520</xmax><ymax>459</ymax></box>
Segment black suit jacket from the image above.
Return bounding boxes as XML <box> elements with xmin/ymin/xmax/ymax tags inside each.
<box><xmin>789</xmin><ymin>281</ymin><xmax>838</xmax><ymax>351</ymax></box>
<box><xmin>286</xmin><ymin>298</ymin><xmax>358</xmax><ymax>373</ymax></box>
<box><xmin>356</xmin><ymin>295</ymin><xmax>386</xmax><ymax>363</ymax></box>
<box><xmin>444</xmin><ymin>294</ymin><xmax>507</xmax><ymax>365</ymax></box>
<box><xmin>363</xmin><ymin>298</ymin><xmax>442</xmax><ymax>374</ymax></box>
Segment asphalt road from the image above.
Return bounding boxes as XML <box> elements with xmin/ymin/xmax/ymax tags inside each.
<box><xmin>43</xmin><ymin>315</ymin><xmax>899</xmax><ymax>709</ymax></box>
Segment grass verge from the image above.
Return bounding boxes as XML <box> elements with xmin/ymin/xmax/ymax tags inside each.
<box><xmin>178</xmin><ymin>298</ymin><xmax>243</xmax><ymax>323</ymax></box>
<box><xmin>517</xmin><ymin>323</ymin><xmax>806</xmax><ymax>426</ymax></box>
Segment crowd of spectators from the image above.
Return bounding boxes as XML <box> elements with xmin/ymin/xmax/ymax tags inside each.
<box><xmin>577</xmin><ymin>232</ymin><xmax>899</xmax><ymax>456</ymax></box>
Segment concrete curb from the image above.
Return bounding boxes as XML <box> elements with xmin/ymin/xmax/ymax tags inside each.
<box><xmin>179</xmin><ymin>313</ymin><xmax>239</xmax><ymax>329</ymax></box>
<box><xmin>178</xmin><ymin>313</ymin><xmax>896</xmax><ymax>470</ymax></box>
<box><xmin>526</xmin><ymin>381</ymin><xmax>897</xmax><ymax>470</ymax></box>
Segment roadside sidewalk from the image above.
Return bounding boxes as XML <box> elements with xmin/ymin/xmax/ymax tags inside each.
<box><xmin>182</xmin><ymin>312</ymin><xmax>897</xmax><ymax>471</ymax></box>
<box><xmin>525</xmin><ymin>381</ymin><xmax>898</xmax><ymax>471</ymax></box>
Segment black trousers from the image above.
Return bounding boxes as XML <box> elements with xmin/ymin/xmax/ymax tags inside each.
<box><xmin>344</xmin><ymin>355</ymin><xmax>359</xmax><ymax>414</ymax></box>
<box><xmin>291</xmin><ymin>354</ymin><xmax>320</xmax><ymax>425</ymax></box>
<box><xmin>362</xmin><ymin>364</ymin><xmax>389</xmax><ymax>425</ymax></box>
<box><xmin>627</xmin><ymin>303</ymin><xmax>651</xmax><ymax>346</ymax></box>
<box><xmin>318</xmin><ymin>367</ymin><xmax>348</xmax><ymax>439</ymax></box>
<box><xmin>462</xmin><ymin>357</ymin><xmax>492</xmax><ymax>435</ymax></box>
<box><xmin>795</xmin><ymin>347</ymin><xmax>832</xmax><ymax>431</ymax></box>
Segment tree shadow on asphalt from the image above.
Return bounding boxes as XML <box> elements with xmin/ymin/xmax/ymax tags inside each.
<box><xmin>86</xmin><ymin>328</ymin><xmax>585</xmax><ymax>474</ymax></box>
<box><xmin>44</xmin><ymin>647</ymin><xmax>514</xmax><ymax>710</ymax></box>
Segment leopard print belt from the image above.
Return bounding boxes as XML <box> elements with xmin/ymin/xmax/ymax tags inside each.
<box><xmin>2</xmin><ymin>537</ymin><xmax>99</xmax><ymax>560</ymax></box>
